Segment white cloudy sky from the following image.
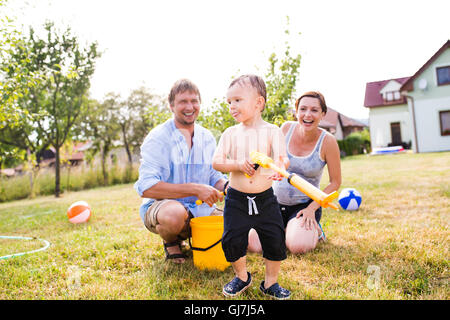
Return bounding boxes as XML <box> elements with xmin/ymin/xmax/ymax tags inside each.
<box><xmin>4</xmin><ymin>0</ymin><xmax>450</xmax><ymax>119</ymax></box>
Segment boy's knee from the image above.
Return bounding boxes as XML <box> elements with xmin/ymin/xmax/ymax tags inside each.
<box><xmin>222</xmin><ymin>233</ymin><xmax>248</xmax><ymax>262</ymax></box>
<box><xmin>247</xmin><ymin>229</ymin><xmax>262</xmax><ymax>253</ymax></box>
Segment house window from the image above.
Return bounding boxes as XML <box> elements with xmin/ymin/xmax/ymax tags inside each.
<box><xmin>440</xmin><ymin>110</ymin><xmax>450</xmax><ymax>136</ymax></box>
<box><xmin>384</xmin><ymin>91</ymin><xmax>401</xmax><ymax>102</ymax></box>
<box><xmin>436</xmin><ymin>66</ymin><xmax>450</xmax><ymax>86</ymax></box>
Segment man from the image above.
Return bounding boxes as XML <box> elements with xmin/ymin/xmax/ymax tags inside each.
<box><xmin>134</xmin><ymin>79</ymin><xmax>227</xmax><ymax>264</ymax></box>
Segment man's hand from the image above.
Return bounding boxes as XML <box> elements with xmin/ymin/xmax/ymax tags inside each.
<box><xmin>196</xmin><ymin>184</ymin><xmax>224</xmax><ymax>207</ymax></box>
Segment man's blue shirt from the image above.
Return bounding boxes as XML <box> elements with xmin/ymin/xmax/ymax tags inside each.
<box><xmin>134</xmin><ymin>118</ymin><xmax>225</xmax><ymax>221</ymax></box>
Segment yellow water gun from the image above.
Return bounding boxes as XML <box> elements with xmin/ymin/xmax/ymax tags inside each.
<box><xmin>250</xmin><ymin>151</ymin><xmax>339</xmax><ymax>210</ymax></box>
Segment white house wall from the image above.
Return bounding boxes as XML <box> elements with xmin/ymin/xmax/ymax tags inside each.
<box><xmin>368</xmin><ymin>104</ymin><xmax>411</xmax><ymax>148</ymax></box>
<box><xmin>411</xmin><ymin>96</ymin><xmax>450</xmax><ymax>152</ymax></box>
<box><xmin>409</xmin><ymin>47</ymin><xmax>450</xmax><ymax>153</ymax></box>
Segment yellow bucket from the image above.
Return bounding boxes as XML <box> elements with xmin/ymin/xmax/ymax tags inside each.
<box><xmin>190</xmin><ymin>216</ymin><xmax>230</xmax><ymax>271</ymax></box>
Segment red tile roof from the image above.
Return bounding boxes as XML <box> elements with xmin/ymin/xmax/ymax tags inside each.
<box><xmin>319</xmin><ymin>108</ymin><xmax>339</xmax><ymax>128</ymax></box>
<box><xmin>48</xmin><ymin>141</ymin><xmax>91</xmax><ymax>161</ymax></box>
<box><xmin>340</xmin><ymin>112</ymin><xmax>367</xmax><ymax>127</ymax></box>
<box><xmin>363</xmin><ymin>77</ymin><xmax>410</xmax><ymax>108</ymax></box>
<box><xmin>319</xmin><ymin>107</ymin><xmax>367</xmax><ymax>128</ymax></box>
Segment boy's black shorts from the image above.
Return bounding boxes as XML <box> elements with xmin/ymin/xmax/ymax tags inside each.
<box><xmin>222</xmin><ymin>187</ymin><xmax>287</xmax><ymax>262</ymax></box>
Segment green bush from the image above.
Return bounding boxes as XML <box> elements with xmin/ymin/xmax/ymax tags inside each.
<box><xmin>0</xmin><ymin>174</ymin><xmax>30</xmax><ymax>202</ymax></box>
<box><xmin>338</xmin><ymin>129</ymin><xmax>371</xmax><ymax>157</ymax></box>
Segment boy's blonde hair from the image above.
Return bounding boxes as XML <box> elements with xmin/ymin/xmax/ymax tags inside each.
<box><xmin>228</xmin><ymin>74</ymin><xmax>267</xmax><ymax>110</ymax></box>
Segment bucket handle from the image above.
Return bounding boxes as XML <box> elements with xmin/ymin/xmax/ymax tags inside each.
<box><xmin>189</xmin><ymin>237</ymin><xmax>222</xmax><ymax>252</ymax></box>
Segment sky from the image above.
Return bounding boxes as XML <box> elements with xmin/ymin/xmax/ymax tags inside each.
<box><xmin>3</xmin><ymin>0</ymin><xmax>450</xmax><ymax>119</ymax></box>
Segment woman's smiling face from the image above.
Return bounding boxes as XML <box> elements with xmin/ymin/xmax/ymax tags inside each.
<box><xmin>296</xmin><ymin>96</ymin><xmax>325</xmax><ymax>129</ymax></box>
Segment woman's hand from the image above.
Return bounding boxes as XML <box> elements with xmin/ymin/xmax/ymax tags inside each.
<box><xmin>268</xmin><ymin>172</ymin><xmax>283</xmax><ymax>181</ymax></box>
<box><xmin>268</xmin><ymin>158</ymin><xmax>286</xmax><ymax>181</ymax></box>
<box><xmin>296</xmin><ymin>206</ymin><xmax>321</xmax><ymax>233</ymax></box>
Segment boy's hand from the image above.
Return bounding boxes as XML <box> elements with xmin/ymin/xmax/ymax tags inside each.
<box><xmin>239</xmin><ymin>159</ymin><xmax>258</xmax><ymax>177</ymax></box>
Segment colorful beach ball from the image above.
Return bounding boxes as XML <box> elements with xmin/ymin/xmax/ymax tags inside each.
<box><xmin>67</xmin><ymin>201</ymin><xmax>92</xmax><ymax>224</ymax></box>
<box><xmin>338</xmin><ymin>188</ymin><xmax>362</xmax><ymax>211</ymax></box>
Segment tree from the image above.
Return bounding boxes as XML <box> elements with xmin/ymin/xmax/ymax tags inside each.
<box><xmin>0</xmin><ymin>69</ymin><xmax>51</xmax><ymax>198</ymax></box>
<box><xmin>0</xmin><ymin>109</ymin><xmax>49</xmax><ymax>198</ymax></box>
<box><xmin>0</xmin><ymin>0</ymin><xmax>42</xmax><ymax>129</ymax></box>
<box><xmin>74</xmin><ymin>88</ymin><xmax>170</xmax><ymax>184</ymax></box>
<box><xmin>197</xmin><ymin>98</ymin><xmax>236</xmax><ymax>141</ymax></box>
<box><xmin>198</xmin><ymin>18</ymin><xmax>301</xmax><ymax>135</ymax></box>
<box><xmin>263</xmin><ymin>52</ymin><xmax>300</xmax><ymax>126</ymax></box>
<box><xmin>120</xmin><ymin>87</ymin><xmax>169</xmax><ymax>180</ymax></box>
<box><xmin>263</xmin><ymin>18</ymin><xmax>301</xmax><ymax>126</ymax></box>
<box><xmin>0</xmin><ymin>143</ymin><xmax>23</xmax><ymax>170</ymax></box>
<box><xmin>72</xmin><ymin>87</ymin><xmax>170</xmax><ymax>186</ymax></box>
<box><xmin>1</xmin><ymin>21</ymin><xmax>100</xmax><ymax>197</ymax></box>
<box><xmin>77</xmin><ymin>95</ymin><xmax>120</xmax><ymax>186</ymax></box>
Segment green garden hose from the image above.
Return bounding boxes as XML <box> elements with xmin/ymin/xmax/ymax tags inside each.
<box><xmin>0</xmin><ymin>235</ymin><xmax>50</xmax><ymax>260</ymax></box>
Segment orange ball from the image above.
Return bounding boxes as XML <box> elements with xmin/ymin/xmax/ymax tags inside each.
<box><xmin>67</xmin><ymin>201</ymin><xmax>92</xmax><ymax>224</ymax></box>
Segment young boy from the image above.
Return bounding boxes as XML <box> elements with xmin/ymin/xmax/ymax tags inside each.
<box><xmin>212</xmin><ymin>74</ymin><xmax>291</xmax><ymax>299</ymax></box>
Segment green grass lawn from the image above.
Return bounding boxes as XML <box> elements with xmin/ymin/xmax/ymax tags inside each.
<box><xmin>0</xmin><ymin>152</ymin><xmax>449</xmax><ymax>300</ymax></box>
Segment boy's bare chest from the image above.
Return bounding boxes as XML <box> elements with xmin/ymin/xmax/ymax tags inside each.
<box><xmin>229</xmin><ymin>128</ymin><xmax>271</xmax><ymax>159</ymax></box>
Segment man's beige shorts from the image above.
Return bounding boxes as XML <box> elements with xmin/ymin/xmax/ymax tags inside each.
<box><xmin>144</xmin><ymin>199</ymin><xmax>223</xmax><ymax>238</ymax></box>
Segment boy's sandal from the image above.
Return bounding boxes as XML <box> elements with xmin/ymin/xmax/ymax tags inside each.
<box><xmin>163</xmin><ymin>240</ymin><xmax>187</xmax><ymax>261</ymax></box>
<box><xmin>259</xmin><ymin>281</ymin><xmax>291</xmax><ymax>300</ymax></box>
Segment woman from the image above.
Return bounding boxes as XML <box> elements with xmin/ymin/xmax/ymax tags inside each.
<box><xmin>249</xmin><ymin>91</ymin><xmax>341</xmax><ymax>254</ymax></box>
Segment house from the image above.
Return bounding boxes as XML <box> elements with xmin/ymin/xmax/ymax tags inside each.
<box><xmin>318</xmin><ymin>107</ymin><xmax>367</xmax><ymax>140</ymax></box>
<box><xmin>38</xmin><ymin>141</ymin><xmax>92</xmax><ymax>166</ymax></box>
<box><xmin>0</xmin><ymin>168</ymin><xmax>15</xmax><ymax>177</ymax></box>
<box><xmin>364</xmin><ymin>40</ymin><xmax>450</xmax><ymax>153</ymax></box>
<box><xmin>364</xmin><ymin>76</ymin><xmax>412</xmax><ymax>149</ymax></box>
